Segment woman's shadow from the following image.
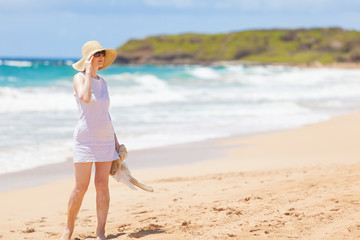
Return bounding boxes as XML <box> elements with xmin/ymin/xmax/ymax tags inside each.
<box><xmin>79</xmin><ymin>228</ymin><xmax>166</xmax><ymax>239</ymax></box>
<box><xmin>122</xmin><ymin>228</ymin><xmax>165</xmax><ymax>238</ymax></box>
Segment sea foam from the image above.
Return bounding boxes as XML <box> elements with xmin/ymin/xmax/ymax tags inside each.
<box><xmin>1</xmin><ymin>63</ymin><xmax>360</xmax><ymax>175</ymax></box>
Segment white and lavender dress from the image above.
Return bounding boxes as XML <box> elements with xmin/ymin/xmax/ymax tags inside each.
<box><xmin>73</xmin><ymin>72</ymin><xmax>118</xmax><ymax>163</ymax></box>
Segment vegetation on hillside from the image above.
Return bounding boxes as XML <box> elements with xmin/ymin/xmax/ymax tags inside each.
<box><xmin>116</xmin><ymin>28</ymin><xmax>360</xmax><ymax>65</ymax></box>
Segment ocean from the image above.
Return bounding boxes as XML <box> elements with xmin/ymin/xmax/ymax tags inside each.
<box><xmin>1</xmin><ymin>58</ymin><xmax>360</xmax><ymax>175</ymax></box>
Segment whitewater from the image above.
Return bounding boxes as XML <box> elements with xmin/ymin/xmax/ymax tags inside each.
<box><xmin>1</xmin><ymin>59</ymin><xmax>360</xmax><ymax>174</ymax></box>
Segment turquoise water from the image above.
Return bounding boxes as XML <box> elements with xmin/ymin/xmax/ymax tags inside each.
<box><xmin>2</xmin><ymin>58</ymin><xmax>360</xmax><ymax>174</ymax></box>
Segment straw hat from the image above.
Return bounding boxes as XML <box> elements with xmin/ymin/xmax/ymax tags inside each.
<box><xmin>72</xmin><ymin>40</ymin><xmax>117</xmax><ymax>71</ymax></box>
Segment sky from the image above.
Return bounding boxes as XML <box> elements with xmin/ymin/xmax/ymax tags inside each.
<box><xmin>1</xmin><ymin>0</ymin><xmax>360</xmax><ymax>59</ymax></box>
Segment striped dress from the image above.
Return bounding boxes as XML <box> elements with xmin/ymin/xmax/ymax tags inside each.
<box><xmin>73</xmin><ymin>72</ymin><xmax>118</xmax><ymax>163</ymax></box>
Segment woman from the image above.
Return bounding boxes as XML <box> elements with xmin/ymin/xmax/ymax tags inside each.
<box><xmin>60</xmin><ymin>41</ymin><xmax>120</xmax><ymax>240</ymax></box>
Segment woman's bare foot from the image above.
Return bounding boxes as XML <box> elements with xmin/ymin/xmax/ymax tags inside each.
<box><xmin>96</xmin><ymin>232</ymin><xmax>106</xmax><ymax>240</ymax></box>
<box><xmin>59</xmin><ymin>228</ymin><xmax>72</xmax><ymax>240</ymax></box>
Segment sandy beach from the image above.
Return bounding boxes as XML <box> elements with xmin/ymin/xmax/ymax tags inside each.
<box><xmin>1</xmin><ymin>110</ymin><xmax>360</xmax><ymax>240</ymax></box>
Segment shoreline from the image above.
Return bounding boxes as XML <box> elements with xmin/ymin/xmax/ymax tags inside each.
<box><xmin>82</xmin><ymin>61</ymin><xmax>360</xmax><ymax>70</ymax></box>
<box><xmin>1</xmin><ymin>108</ymin><xmax>358</xmax><ymax>193</ymax></box>
<box><xmin>3</xmin><ymin>56</ymin><xmax>360</xmax><ymax>69</ymax></box>
<box><xmin>0</xmin><ymin>132</ymin><xmax>240</xmax><ymax>193</ymax></box>
<box><xmin>111</xmin><ymin>59</ymin><xmax>360</xmax><ymax>69</ymax></box>
<box><xmin>210</xmin><ymin>60</ymin><xmax>360</xmax><ymax>69</ymax></box>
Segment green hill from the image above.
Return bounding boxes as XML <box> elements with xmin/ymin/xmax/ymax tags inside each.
<box><xmin>115</xmin><ymin>28</ymin><xmax>360</xmax><ymax>65</ymax></box>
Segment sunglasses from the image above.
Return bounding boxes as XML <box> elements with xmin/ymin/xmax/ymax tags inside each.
<box><xmin>94</xmin><ymin>50</ymin><xmax>106</xmax><ymax>58</ymax></box>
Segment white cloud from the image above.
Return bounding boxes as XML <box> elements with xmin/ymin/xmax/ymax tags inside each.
<box><xmin>143</xmin><ymin>0</ymin><xmax>205</xmax><ymax>8</ymax></box>
<box><xmin>223</xmin><ymin>0</ymin><xmax>332</xmax><ymax>11</ymax></box>
<box><xmin>0</xmin><ymin>0</ymin><xmax>43</xmax><ymax>10</ymax></box>
<box><xmin>0</xmin><ymin>0</ymin><xmax>140</xmax><ymax>13</ymax></box>
<box><xmin>1</xmin><ymin>0</ymin><xmax>359</xmax><ymax>14</ymax></box>
<box><xmin>142</xmin><ymin>0</ymin><xmax>360</xmax><ymax>13</ymax></box>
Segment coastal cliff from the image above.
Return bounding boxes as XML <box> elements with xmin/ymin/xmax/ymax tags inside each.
<box><xmin>115</xmin><ymin>28</ymin><xmax>360</xmax><ymax>65</ymax></box>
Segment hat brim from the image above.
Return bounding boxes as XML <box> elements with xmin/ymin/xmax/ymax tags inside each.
<box><xmin>72</xmin><ymin>49</ymin><xmax>117</xmax><ymax>71</ymax></box>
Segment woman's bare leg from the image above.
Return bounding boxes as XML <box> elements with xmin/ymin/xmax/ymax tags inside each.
<box><xmin>94</xmin><ymin>161</ymin><xmax>112</xmax><ymax>240</ymax></box>
<box><xmin>60</xmin><ymin>162</ymin><xmax>92</xmax><ymax>240</ymax></box>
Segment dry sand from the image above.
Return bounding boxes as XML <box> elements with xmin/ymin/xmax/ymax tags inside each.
<box><xmin>1</xmin><ymin>110</ymin><xmax>360</xmax><ymax>240</ymax></box>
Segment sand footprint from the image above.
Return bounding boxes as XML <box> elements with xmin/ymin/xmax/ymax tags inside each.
<box><xmin>132</xmin><ymin>210</ymin><xmax>151</xmax><ymax>215</ymax></box>
<box><xmin>79</xmin><ymin>217</ymin><xmax>93</xmax><ymax>227</ymax></box>
<box><xmin>118</xmin><ymin>223</ymin><xmax>131</xmax><ymax>232</ymax></box>
<box><xmin>22</xmin><ymin>227</ymin><xmax>35</xmax><ymax>233</ymax></box>
<box><xmin>129</xmin><ymin>224</ymin><xmax>165</xmax><ymax>238</ymax></box>
<box><xmin>139</xmin><ymin>216</ymin><xmax>157</xmax><ymax>222</ymax></box>
<box><xmin>213</xmin><ymin>206</ymin><xmax>242</xmax><ymax>216</ymax></box>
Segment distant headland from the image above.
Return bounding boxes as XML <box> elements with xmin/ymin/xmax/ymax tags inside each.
<box><xmin>115</xmin><ymin>28</ymin><xmax>360</xmax><ymax>66</ymax></box>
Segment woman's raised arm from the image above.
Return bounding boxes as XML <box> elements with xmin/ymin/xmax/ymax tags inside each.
<box><xmin>73</xmin><ymin>55</ymin><xmax>93</xmax><ymax>104</ymax></box>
